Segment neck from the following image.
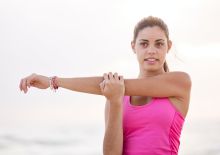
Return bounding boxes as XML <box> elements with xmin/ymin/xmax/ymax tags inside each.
<box><xmin>138</xmin><ymin>69</ymin><xmax>165</xmax><ymax>78</ymax></box>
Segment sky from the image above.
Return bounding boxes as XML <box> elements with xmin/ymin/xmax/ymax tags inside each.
<box><xmin>0</xmin><ymin>0</ymin><xmax>220</xmax><ymax>128</ymax></box>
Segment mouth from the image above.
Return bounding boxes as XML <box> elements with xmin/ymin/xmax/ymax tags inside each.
<box><xmin>144</xmin><ymin>58</ymin><xmax>159</xmax><ymax>62</ymax></box>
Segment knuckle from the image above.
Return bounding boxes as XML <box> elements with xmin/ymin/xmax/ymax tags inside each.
<box><xmin>31</xmin><ymin>73</ymin><xmax>35</xmax><ymax>79</ymax></box>
<box><xmin>104</xmin><ymin>73</ymin><xmax>108</xmax><ymax>78</ymax></box>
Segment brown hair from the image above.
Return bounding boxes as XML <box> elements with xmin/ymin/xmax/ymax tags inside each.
<box><xmin>133</xmin><ymin>16</ymin><xmax>170</xmax><ymax>72</ymax></box>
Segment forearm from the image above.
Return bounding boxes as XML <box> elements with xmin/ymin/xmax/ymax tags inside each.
<box><xmin>103</xmin><ymin>100</ymin><xmax>123</xmax><ymax>155</ymax></box>
<box><xmin>57</xmin><ymin>76</ymin><xmax>103</xmax><ymax>95</ymax></box>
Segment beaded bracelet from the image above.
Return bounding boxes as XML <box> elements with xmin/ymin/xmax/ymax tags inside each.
<box><xmin>49</xmin><ymin>76</ymin><xmax>58</xmax><ymax>92</ymax></box>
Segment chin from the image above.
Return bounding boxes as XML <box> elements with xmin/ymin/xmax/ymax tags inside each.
<box><xmin>143</xmin><ymin>65</ymin><xmax>160</xmax><ymax>72</ymax></box>
<box><xmin>146</xmin><ymin>69</ymin><xmax>159</xmax><ymax>73</ymax></box>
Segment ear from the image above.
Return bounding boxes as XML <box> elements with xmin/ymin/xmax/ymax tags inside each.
<box><xmin>131</xmin><ymin>41</ymin><xmax>136</xmax><ymax>54</ymax></box>
<box><xmin>167</xmin><ymin>40</ymin><xmax>172</xmax><ymax>53</ymax></box>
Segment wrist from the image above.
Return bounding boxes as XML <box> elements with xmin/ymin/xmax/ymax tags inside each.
<box><xmin>109</xmin><ymin>97</ymin><xmax>123</xmax><ymax>105</ymax></box>
<box><xmin>49</xmin><ymin>76</ymin><xmax>59</xmax><ymax>91</ymax></box>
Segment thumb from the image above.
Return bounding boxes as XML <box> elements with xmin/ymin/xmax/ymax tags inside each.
<box><xmin>99</xmin><ymin>81</ymin><xmax>105</xmax><ymax>93</ymax></box>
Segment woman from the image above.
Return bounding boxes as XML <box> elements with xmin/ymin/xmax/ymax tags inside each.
<box><xmin>20</xmin><ymin>16</ymin><xmax>191</xmax><ymax>155</ymax></box>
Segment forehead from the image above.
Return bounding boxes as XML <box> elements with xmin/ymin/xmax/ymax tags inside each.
<box><xmin>137</xmin><ymin>26</ymin><xmax>167</xmax><ymax>41</ymax></box>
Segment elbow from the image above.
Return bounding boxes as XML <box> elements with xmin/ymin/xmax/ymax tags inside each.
<box><xmin>173</xmin><ymin>71</ymin><xmax>192</xmax><ymax>89</ymax></box>
<box><xmin>170</xmin><ymin>71</ymin><xmax>192</xmax><ymax>98</ymax></box>
<box><xmin>181</xmin><ymin>72</ymin><xmax>192</xmax><ymax>90</ymax></box>
<box><xmin>176</xmin><ymin>72</ymin><xmax>192</xmax><ymax>97</ymax></box>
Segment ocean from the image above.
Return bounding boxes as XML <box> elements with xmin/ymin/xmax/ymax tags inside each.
<box><xmin>0</xmin><ymin>120</ymin><xmax>220</xmax><ymax>155</ymax></box>
<box><xmin>0</xmin><ymin>123</ymin><xmax>104</xmax><ymax>155</ymax></box>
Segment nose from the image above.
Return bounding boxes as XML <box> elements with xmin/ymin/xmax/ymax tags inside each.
<box><xmin>146</xmin><ymin>45</ymin><xmax>157</xmax><ymax>55</ymax></box>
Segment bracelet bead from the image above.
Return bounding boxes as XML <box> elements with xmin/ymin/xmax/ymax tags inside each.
<box><xmin>49</xmin><ymin>76</ymin><xmax>58</xmax><ymax>92</ymax></box>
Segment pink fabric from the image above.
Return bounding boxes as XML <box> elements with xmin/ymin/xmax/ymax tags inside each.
<box><xmin>123</xmin><ymin>96</ymin><xmax>185</xmax><ymax>155</ymax></box>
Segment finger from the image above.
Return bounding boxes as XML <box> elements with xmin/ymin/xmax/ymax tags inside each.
<box><xmin>99</xmin><ymin>82</ymin><xmax>104</xmax><ymax>92</ymax></box>
<box><xmin>103</xmin><ymin>73</ymin><xmax>109</xmax><ymax>81</ymax></box>
<box><xmin>108</xmin><ymin>72</ymin><xmax>114</xmax><ymax>81</ymax></box>
<box><xmin>24</xmin><ymin>78</ymin><xmax>29</xmax><ymax>93</ymax></box>
<box><xmin>19</xmin><ymin>79</ymin><xmax>23</xmax><ymax>91</ymax></box>
<box><xmin>100</xmin><ymin>80</ymin><xmax>107</xmax><ymax>94</ymax></box>
<box><xmin>114</xmin><ymin>72</ymin><xmax>119</xmax><ymax>81</ymax></box>
<box><xmin>119</xmin><ymin>76</ymin><xmax>124</xmax><ymax>82</ymax></box>
<box><xmin>103</xmin><ymin>73</ymin><xmax>110</xmax><ymax>86</ymax></box>
<box><xmin>21</xmin><ymin>78</ymin><xmax>26</xmax><ymax>92</ymax></box>
<box><xmin>24</xmin><ymin>79</ymin><xmax>28</xmax><ymax>93</ymax></box>
<box><xmin>26</xmin><ymin>78</ymin><xmax>31</xmax><ymax>88</ymax></box>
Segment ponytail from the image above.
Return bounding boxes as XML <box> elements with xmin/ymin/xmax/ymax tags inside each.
<box><xmin>163</xmin><ymin>61</ymin><xmax>169</xmax><ymax>72</ymax></box>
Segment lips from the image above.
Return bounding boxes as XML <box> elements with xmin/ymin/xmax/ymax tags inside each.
<box><xmin>144</xmin><ymin>58</ymin><xmax>159</xmax><ymax>62</ymax></box>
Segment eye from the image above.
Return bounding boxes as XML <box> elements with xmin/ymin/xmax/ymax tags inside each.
<box><xmin>156</xmin><ymin>42</ymin><xmax>164</xmax><ymax>48</ymax></box>
<box><xmin>140</xmin><ymin>42</ymin><xmax>148</xmax><ymax>48</ymax></box>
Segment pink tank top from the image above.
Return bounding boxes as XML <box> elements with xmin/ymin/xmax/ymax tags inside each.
<box><xmin>123</xmin><ymin>96</ymin><xmax>185</xmax><ymax>155</ymax></box>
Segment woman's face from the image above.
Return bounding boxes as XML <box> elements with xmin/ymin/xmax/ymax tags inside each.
<box><xmin>132</xmin><ymin>26</ymin><xmax>172</xmax><ymax>73</ymax></box>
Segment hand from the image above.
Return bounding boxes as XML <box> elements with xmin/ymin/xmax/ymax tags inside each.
<box><xmin>19</xmin><ymin>73</ymin><xmax>50</xmax><ymax>93</ymax></box>
<box><xmin>100</xmin><ymin>72</ymin><xmax>125</xmax><ymax>103</ymax></box>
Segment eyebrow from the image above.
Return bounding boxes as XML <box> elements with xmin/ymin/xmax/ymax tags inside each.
<box><xmin>139</xmin><ymin>39</ymin><xmax>165</xmax><ymax>42</ymax></box>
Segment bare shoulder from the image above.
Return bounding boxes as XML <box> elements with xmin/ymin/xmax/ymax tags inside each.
<box><xmin>166</xmin><ymin>71</ymin><xmax>192</xmax><ymax>89</ymax></box>
<box><xmin>167</xmin><ymin>71</ymin><xmax>191</xmax><ymax>80</ymax></box>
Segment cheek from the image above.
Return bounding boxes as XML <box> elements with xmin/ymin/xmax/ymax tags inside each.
<box><xmin>136</xmin><ymin>51</ymin><xmax>145</xmax><ymax>60</ymax></box>
<box><xmin>159</xmin><ymin>52</ymin><xmax>167</xmax><ymax>62</ymax></box>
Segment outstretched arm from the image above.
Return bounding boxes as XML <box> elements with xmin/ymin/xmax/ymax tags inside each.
<box><xmin>20</xmin><ymin>71</ymin><xmax>191</xmax><ymax>100</ymax></box>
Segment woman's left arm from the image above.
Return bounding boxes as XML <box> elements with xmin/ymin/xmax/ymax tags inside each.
<box><xmin>23</xmin><ymin>72</ymin><xmax>190</xmax><ymax>99</ymax></box>
<box><xmin>124</xmin><ymin>71</ymin><xmax>191</xmax><ymax>99</ymax></box>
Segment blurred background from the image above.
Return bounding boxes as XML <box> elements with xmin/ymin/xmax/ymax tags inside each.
<box><xmin>0</xmin><ymin>0</ymin><xmax>220</xmax><ymax>154</ymax></box>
